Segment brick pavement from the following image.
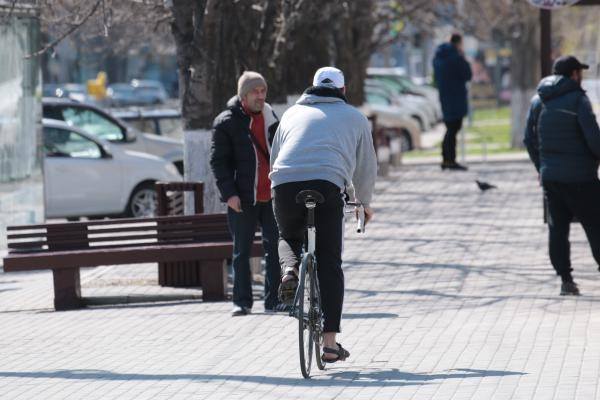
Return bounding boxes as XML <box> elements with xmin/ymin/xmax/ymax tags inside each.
<box><xmin>1</xmin><ymin>161</ymin><xmax>600</xmax><ymax>400</ymax></box>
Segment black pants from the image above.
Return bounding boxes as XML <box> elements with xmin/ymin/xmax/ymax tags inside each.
<box><xmin>227</xmin><ymin>200</ymin><xmax>280</xmax><ymax>309</ymax></box>
<box><xmin>543</xmin><ymin>180</ymin><xmax>600</xmax><ymax>281</ymax></box>
<box><xmin>273</xmin><ymin>180</ymin><xmax>345</xmax><ymax>333</ymax></box>
<box><xmin>442</xmin><ymin>119</ymin><xmax>463</xmax><ymax>163</ymax></box>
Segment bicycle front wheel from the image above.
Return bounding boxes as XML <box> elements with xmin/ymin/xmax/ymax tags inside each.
<box><xmin>297</xmin><ymin>253</ymin><xmax>315</xmax><ymax>379</ymax></box>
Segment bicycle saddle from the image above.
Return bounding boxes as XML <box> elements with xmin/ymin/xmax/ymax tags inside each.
<box><xmin>295</xmin><ymin>190</ymin><xmax>325</xmax><ymax>205</ymax></box>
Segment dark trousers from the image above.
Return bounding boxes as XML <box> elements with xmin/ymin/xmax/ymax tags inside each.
<box><xmin>227</xmin><ymin>200</ymin><xmax>280</xmax><ymax>309</ymax></box>
<box><xmin>273</xmin><ymin>180</ymin><xmax>345</xmax><ymax>333</ymax></box>
<box><xmin>442</xmin><ymin>119</ymin><xmax>463</xmax><ymax>163</ymax></box>
<box><xmin>543</xmin><ymin>180</ymin><xmax>600</xmax><ymax>281</ymax></box>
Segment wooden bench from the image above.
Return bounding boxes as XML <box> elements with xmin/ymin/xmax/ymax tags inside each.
<box><xmin>2</xmin><ymin>213</ymin><xmax>262</xmax><ymax>311</ymax></box>
<box><xmin>155</xmin><ymin>181</ymin><xmax>206</xmax><ymax>287</ymax></box>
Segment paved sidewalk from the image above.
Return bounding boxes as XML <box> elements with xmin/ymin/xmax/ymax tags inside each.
<box><xmin>2</xmin><ymin>161</ymin><xmax>600</xmax><ymax>400</ymax></box>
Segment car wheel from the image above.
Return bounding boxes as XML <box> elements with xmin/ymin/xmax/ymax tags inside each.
<box><xmin>126</xmin><ymin>183</ymin><xmax>157</xmax><ymax>218</ymax></box>
<box><xmin>400</xmin><ymin>130</ymin><xmax>413</xmax><ymax>152</ymax></box>
<box><xmin>411</xmin><ymin>115</ymin><xmax>425</xmax><ymax>132</ymax></box>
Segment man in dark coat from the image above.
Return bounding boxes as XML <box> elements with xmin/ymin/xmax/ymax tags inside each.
<box><xmin>433</xmin><ymin>33</ymin><xmax>472</xmax><ymax>171</ymax></box>
<box><xmin>210</xmin><ymin>71</ymin><xmax>285</xmax><ymax>316</ymax></box>
<box><xmin>524</xmin><ymin>55</ymin><xmax>600</xmax><ymax>296</ymax></box>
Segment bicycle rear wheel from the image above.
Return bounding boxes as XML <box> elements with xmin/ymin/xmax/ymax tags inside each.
<box><xmin>297</xmin><ymin>253</ymin><xmax>314</xmax><ymax>379</ymax></box>
<box><xmin>311</xmin><ymin>266</ymin><xmax>326</xmax><ymax>371</ymax></box>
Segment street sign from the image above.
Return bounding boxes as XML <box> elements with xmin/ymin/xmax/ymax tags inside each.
<box><xmin>527</xmin><ymin>0</ymin><xmax>581</xmax><ymax>8</ymax></box>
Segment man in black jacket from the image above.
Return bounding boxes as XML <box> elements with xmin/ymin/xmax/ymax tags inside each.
<box><xmin>433</xmin><ymin>33</ymin><xmax>472</xmax><ymax>171</ymax></box>
<box><xmin>524</xmin><ymin>55</ymin><xmax>600</xmax><ymax>296</ymax></box>
<box><xmin>210</xmin><ymin>71</ymin><xmax>283</xmax><ymax>316</ymax></box>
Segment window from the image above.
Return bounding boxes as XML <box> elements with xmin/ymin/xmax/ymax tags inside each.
<box><xmin>366</xmin><ymin>93</ymin><xmax>391</xmax><ymax>106</ymax></box>
<box><xmin>43</xmin><ymin>127</ymin><xmax>102</xmax><ymax>159</ymax></box>
<box><xmin>158</xmin><ymin>118</ymin><xmax>183</xmax><ymax>139</ymax></box>
<box><xmin>126</xmin><ymin>119</ymin><xmax>155</xmax><ymax>134</ymax></box>
<box><xmin>60</xmin><ymin>107</ymin><xmax>124</xmax><ymax>142</ymax></box>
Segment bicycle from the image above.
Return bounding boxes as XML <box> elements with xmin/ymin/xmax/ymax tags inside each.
<box><xmin>290</xmin><ymin>190</ymin><xmax>365</xmax><ymax>379</ymax></box>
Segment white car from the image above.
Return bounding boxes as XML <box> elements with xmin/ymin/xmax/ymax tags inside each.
<box><xmin>367</xmin><ymin>68</ymin><xmax>443</xmax><ymax>121</ymax></box>
<box><xmin>366</xmin><ymin>78</ymin><xmax>438</xmax><ymax>125</ymax></box>
<box><xmin>42</xmin><ymin>98</ymin><xmax>185</xmax><ymax>175</ymax></box>
<box><xmin>365</xmin><ymin>85</ymin><xmax>433</xmax><ymax>132</ymax></box>
<box><xmin>42</xmin><ymin>119</ymin><xmax>182</xmax><ymax>219</ymax></box>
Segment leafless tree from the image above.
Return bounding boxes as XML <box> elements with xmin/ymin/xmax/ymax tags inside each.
<box><xmin>462</xmin><ymin>0</ymin><xmax>540</xmax><ymax>148</ymax></box>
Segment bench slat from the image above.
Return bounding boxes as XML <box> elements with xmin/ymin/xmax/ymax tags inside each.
<box><xmin>8</xmin><ymin>231</ymin><xmax>242</xmax><ymax>250</ymax></box>
<box><xmin>6</xmin><ymin>221</ymin><xmax>232</xmax><ymax>239</ymax></box>
<box><xmin>3</xmin><ymin>241</ymin><xmax>263</xmax><ymax>271</ymax></box>
<box><xmin>6</xmin><ymin>213</ymin><xmax>228</xmax><ymax>231</ymax></box>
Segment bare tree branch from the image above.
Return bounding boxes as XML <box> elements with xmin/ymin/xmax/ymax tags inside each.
<box><xmin>26</xmin><ymin>0</ymin><xmax>104</xmax><ymax>59</ymax></box>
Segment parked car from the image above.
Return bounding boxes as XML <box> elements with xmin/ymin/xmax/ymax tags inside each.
<box><xmin>42</xmin><ymin>83</ymin><xmax>101</xmax><ymax>105</ymax></box>
<box><xmin>42</xmin><ymin>119</ymin><xmax>182</xmax><ymax>219</ymax></box>
<box><xmin>367</xmin><ymin>67</ymin><xmax>442</xmax><ymax>121</ymax></box>
<box><xmin>364</xmin><ymin>84</ymin><xmax>432</xmax><ymax>132</ymax></box>
<box><xmin>107</xmin><ymin>79</ymin><xmax>169</xmax><ymax>106</ymax></box>
<box><xmin>42</xmin><ymin>97</ymin><xmax>184</xmax><ymax>175</ymax></box>
<box><xmin>110</xmin><ymin>108</ymin><xmax>183</xmax><ymax>140</ymax></box>
<box><xmin>360</xmin><ymin>96</ymin><xmax>422</xmax><ymax>152</ymax></box>
<box><xmin>366</xmin><ymin>78</ymin><xmax>438</xmax><ymax>126</ymax></box>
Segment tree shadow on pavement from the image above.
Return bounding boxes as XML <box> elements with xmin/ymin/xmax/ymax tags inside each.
<box><xmin>0</xmin><ymin>367</ymin><xmax>525</xmax><ymax>387</ymax></box>
<box><xmin>342</xmin><ymin>312</ymin><xmax>399</xmax><ymax>319</ymax></box>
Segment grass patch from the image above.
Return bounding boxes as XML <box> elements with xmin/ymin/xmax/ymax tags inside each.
<box><xmin>405</xmin><ymin>106</ymin><xmax>522</xmax><ymax>159</ymax></box>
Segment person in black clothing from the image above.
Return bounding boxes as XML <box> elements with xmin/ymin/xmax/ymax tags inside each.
<box><xmin>524</xmin><ymin>55</ymin><xmax>600</xmax><ymax>296</ymax></box>
<box><xmin>432</xmin><ymin>33</ymin><xmax>473</xmax><ymax>171</ymax></box>
<box><xmin>210</xmin><ymin>71</ymin><xmax>286</xmax><ymax>316</ymax></box>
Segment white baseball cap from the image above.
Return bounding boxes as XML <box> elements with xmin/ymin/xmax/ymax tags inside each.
<box><xmin>312</xmin><ymin>66</ymin><xmax>345</xmax><ymax>89</ymax></box>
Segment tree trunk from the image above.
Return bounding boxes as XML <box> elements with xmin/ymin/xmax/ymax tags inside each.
<box><xmin>510</xmin><ymin>10</ymin><xmax>540</xmax><ymax>149</ymax></box>
<box><xmin>171</xmin><ymin>0</ymin><xmax>225</xmax><ymax>213</ymax></box>
<box><xmin>171</xmin><ymin>0</ymin><xmax>212</xmax><ymax>130</ymax></box>
<box><xmin>331</xmin><ymin>0</ymin><xmax>375</xmax><ymax>106</ymax></box>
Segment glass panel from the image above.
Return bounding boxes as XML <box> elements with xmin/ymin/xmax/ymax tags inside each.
<box><xmin>60</xmin><ymin>107</ymin><xmax>124</xmax><ymax>141</ymax></box>
<box><xmin>126</xmin><ymin>119</ymin><xmax>150</xmax><ymax>133</ymax></box>
<box><xmin>43</xmin><ymin>127</ymin><xmax>102</xmax><ymax>159</ymax></box>
<box><xmin>366</xmin><ymin>93</ymin><xmax>391</xmax><ymax>106</ymax></box>
<box><xmin>158</xmin><ymin>118</ymin><xmax>183</xmax><ymax>139</ymax></box>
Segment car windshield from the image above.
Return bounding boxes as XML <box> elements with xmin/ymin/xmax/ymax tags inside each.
<box><xmin>365</xmin><ymin>92</ymin><xmax>391</xmax><ymax>106</ymax></box>
<box><xmin>60</xmin><ymin>107</ymin><xmax>124</xmax><ymax>142</ymax></box>
<box><xmin>374</xmin><ymin>77</ymin><xmax>407</xmax><ymax>93</ymax></box>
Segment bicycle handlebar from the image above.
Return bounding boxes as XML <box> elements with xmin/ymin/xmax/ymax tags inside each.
<box><xmin>345</xmin><ymin>202</ymin><xmax>365</xmax><ymax>233</ymax></box>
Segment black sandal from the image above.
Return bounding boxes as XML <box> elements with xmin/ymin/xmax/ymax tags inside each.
<box><xmin>321</xmin><ymin>342</ymin><xmax>350</xmax><ymax>363</ymax></box>
<box><xmin>278</xmin><ymin>267</ymin><xmax>299</xmax><ymax>304</ymax></box>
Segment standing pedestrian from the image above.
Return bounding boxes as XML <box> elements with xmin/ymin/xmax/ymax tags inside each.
<box><xmin>210</xmin><ymin>71</ymin><xmax>287</xmax><ymax>315</ymax></box>
<box><xmin>524</xmin><ymin>55</ymin><xmax>600</xmax><ymax>295</ymax></box>
<box><xmin>433</xmin><ymin>33</ymin><xmax>472</xmax><ymax>171</ymax></box>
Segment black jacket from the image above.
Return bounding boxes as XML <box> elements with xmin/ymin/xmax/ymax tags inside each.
<box><xmin>210</xmin><ymin>96</ymin><xmax>279</xmax><ymax>204</ymax></box>
<box><xmin>524</xmin><ymin>75</ymin><xmax>600</xmax><ymax>183</ymax></box>
<box><xmin>432</xmin><ymin>43</ymin><xmax>472</xmax><ymax>121</ymax></box>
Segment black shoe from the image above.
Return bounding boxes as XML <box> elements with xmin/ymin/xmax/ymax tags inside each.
<box><xmin>441</xmin><ymin>162</ymin><xmax>468</xmax><ymax>171</ymax></box>
<box><xmin>231</xmin><ymin>306</ymin><xmax>252</xmax><ymax>316</ymax></box>
<box><xmin>560</xmin><ymin>282</ymin><xmax>580</xmax><ymax>296</ymax></box>
<box><xmin>265</xmin><ymin>303</ymin><xmax>292</xmax><ymax>313</ymax></box>
<box><xmin>278</xmin><ymin>268</ymin><xmax>299</xmax><ymax>305</ymax></box>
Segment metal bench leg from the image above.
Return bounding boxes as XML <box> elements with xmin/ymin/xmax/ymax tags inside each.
<box><xmin>199</xmin><ymin>260</ymin><xmax>227</xmax><ymax>301</ymax></box>
<box><xmin>52</xmin><ymin>268</ymin><xmax>83</xmax><ymax>310</ymax></box>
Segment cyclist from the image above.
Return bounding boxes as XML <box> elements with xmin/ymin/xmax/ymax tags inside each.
<box><xmin>270</xmin><ymin>66</ymin><xmax>377</xmax><ymax>363</ymax></box>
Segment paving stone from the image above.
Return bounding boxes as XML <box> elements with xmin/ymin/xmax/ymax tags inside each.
<box><xmin>1</xmin><ymin>161</ymin><xmax>599</xmax><ymax>399</ymax></box>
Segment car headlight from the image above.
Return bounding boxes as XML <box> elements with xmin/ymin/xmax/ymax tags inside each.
<box><xmin>165</xmin><ymin>163</ymin><xmax>181</xmax><ymax>177</ymax></box>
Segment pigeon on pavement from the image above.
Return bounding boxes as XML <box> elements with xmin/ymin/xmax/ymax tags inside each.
<box><xmin>476</xmin><ymin>180</ymin><xmax>497</xmax><ymax>191</ymax></box>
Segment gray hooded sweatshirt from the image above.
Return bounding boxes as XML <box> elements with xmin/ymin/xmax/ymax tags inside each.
<box><xmin>270</xmin><ymin>90</ymin><xmax>377</xmax><ymax>206</ymax></box>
